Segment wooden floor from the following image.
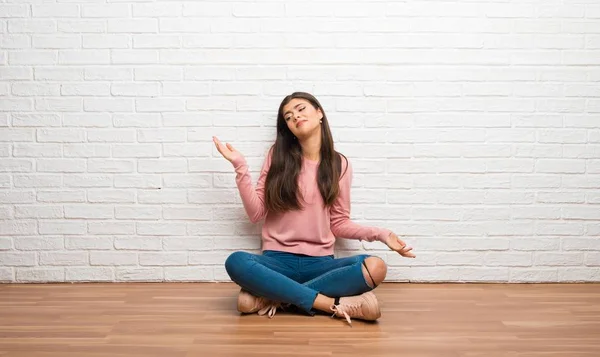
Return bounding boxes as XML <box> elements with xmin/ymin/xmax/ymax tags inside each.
<box><xmin>0</xmin><ymin>283</ymin><xmax>599</xmax><ymax>357</ymax></box>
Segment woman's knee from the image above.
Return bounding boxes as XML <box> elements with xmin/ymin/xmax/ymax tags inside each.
<box><xmin>224</xmin><ymin>251</ymin><xmax>253</xmax><ymax>279</ymax></box>
<box><xmin>362</xmin><ymin>256</ymin><xmax>387</xmax><ymax>287</ymax></box>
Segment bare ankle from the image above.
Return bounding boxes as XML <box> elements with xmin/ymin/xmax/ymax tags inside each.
<box><xmin>312</xmin><ymin>293</ymin><xmax>335</xmax><ymax>313</ymax></box>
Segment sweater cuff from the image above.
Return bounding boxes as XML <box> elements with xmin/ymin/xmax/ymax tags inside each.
<box><xmin>230</xmin><ymin>156</ymin><xmax>246</xmax><ymax>170</ymax></box>
<box><xmin>377</xmin><ymin>228</ymin><xmax>393</xmax><ymax>244</ymax></box>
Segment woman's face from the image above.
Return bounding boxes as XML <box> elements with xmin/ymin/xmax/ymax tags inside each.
<box><xmin>281</xmin><ymin>98</ymin><xmax>323</xmax><ymax>139</ymax></box>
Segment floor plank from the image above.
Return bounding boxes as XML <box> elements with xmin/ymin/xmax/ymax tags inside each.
<box><xmin>0</xmin><ymin>283</ymin><xmax>599</xmax><ymax>357</ymax></box>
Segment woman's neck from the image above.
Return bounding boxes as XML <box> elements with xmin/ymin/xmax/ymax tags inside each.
<box><xmin>299</xmin><ymin>132</ymin><xmax>321</xmax><ymax>161</ymax></box>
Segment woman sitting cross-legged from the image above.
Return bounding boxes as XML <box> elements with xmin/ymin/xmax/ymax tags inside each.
<box><xmin>213</xmin><ymin>92</ymin><xmax>416</xmax><ymax>326</ymax></box>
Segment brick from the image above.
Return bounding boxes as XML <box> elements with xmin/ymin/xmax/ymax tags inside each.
<box><xmin>88</xmin><ymin>222</ymin><xmax>135</xmax><ymax>235</ymax></box>
<box><xmin>32</xmin><ymin>35</ymin><xmax>80</xmax><ymax>49</ymax></box>
<box><xmin>0</xmin><ymin>128</ymin><xmax>34</xmax><ymax>142</ymax></box>
<box><xmin>113</xmin><ymin>114</ymin><xmax>161</xmax><ymax>127</ymax></box>
<box><xmin>35</xmin><ymin>98</ymin><xmax>82</xmax><ymax>112</ymax></box>
<box><xmin>39</xmin><ymin>252</ymin><xmax>88</xmax><ymax>266</ymax></box>
<box><xmin>139</xmin><ymin>252</ymin><xmax>187</xmax><ymax>266</ymax></box>
<box><xmin>114</xmin><ymin>237</ymin><xmax>162</xmax><ymax>251</ymax></box>
<box><xmin>138</xmin><ymin>190</ymin><xmax>187</xmax><ymax>204</ymax></box>
<box><xmin>111</xmin><ymin>83</ymin><xmax>160</xmax><ymax>97</ymax></box>
<box><xmin>66</xmin><ymin>267</ymin><xmax>113</xmax><ymax>282</ymax></box>
<box><xmin>59</xmin><ymin>50</ymin><xmax>110</xmax><ymax>65</ymax></box>
<box><xmin>12</xmin><ymin>114</ymin><xmax>60</xmax><ymax>127</ymax></box>
<box><xmin>0</xmin><ymin>191</ymin><xmax>35</xmax><ymax>203</ymax></box>
<box><xmin>66</xmin><ymin>237</ymin><xmax>114</xmax><ymax>250</ymax></box>
<box><xmin>65</xmin><ymin>205</ymin><xmax>113</xmax><ymax>219</ymax></box>
<box><xmin>137</xmin><ymin>129</ymin><xmax>185</xmax><ymax>143</ymax></box>
<box><xmin>115</xmin><ymin>206</ymin><xmax>162</xmax><ymax>220</ymax></box>
<box><xmin>37</xmin><ymin>128</ymin><xmax>85</xmax><ymax>143</ymax></box>
<box><xmin>61</xmin><ymin>83</ymin><xmax>111</xmax><ymax>96</ymax></box>
<box><xmin>114</xmin><ymin>175</ymin><xmax>161</xmax><ymax>189</ymax></box>
<box><xmin>116</xmin><ymin>268</ymin><xmax>162</xmax><ymax>282</ymax></box>
<box><xmin>90</xmin><ymin>251</ymin><xmax>137</xmax><ymax>266</ymax></box>
<box><xmin>485</xmin><ymin>252</ymin><xmax>532</xmax><ymax>267</ymax></box>
<box><xmin>0</xmin><ymin>252</ymin><xmax>35</xmax><ymax>266</ymax></box>
<box><xmin>37</xmin><ymin>190</ymin><xmax>85</xmax><ymax>203</ymax></box>
<box><xmin>112</xmin><ymin>50</ymin><xmax>158</xmax><ymax>64</ymax></box>
<box><xmin>82</xmin><ymin>5</ymin><xmax>130</xmax><ymax>18</ymax></box>
<box><xmin>163</xmin><ymin>174</ymin><xmax>211</xmax><ymax>188</ymax></box>
<box><xmin>165</xmin><ymin>267</ymin><xmax>213</xmax><ymax>281</ymax></box>
<box><xmin>108</xmin><ymin>19</ymin><xmax>157</xmax><ymax>33</ymax></box>
<box><xmin>163</xmin><ymin>237</ymin><xmax>214</xmax><ymax>251</ymax></box>
<box><xmin>460</xmin><ymin>268</ymin><xmax>509</xmax><ymax>282</ymax></box>
<box><xmin>39</xmin><ymin>221</ymin><xmax>86</xmax><ymax>235</ymax></box>
<box><xmin>534</xmin><ymin>252</ymin><xmax>584</xmax><ymax>266</ymax></box>
<box><xmin>63</xmin><ymin>144</ymin><xmax>111</xmax><ymax>158</ymax></box>
<box><xmin>138</xmin><ymin>159</ymin><xmax>187</xmax><ymax>173</ymax></box>
<box><xmin>163</xmin><ymin>207</ymin><xmax>211</xmax><ymax>220</ymax></box>
<box><xmin>88</xmin><ymin>159</ymin><xmax>135</xmax><ymax>173</ymax></box>
<box><xmin>86</xmin><ymin>67</ymin><xmax>132</xmax><ymax>80</ymax></box>
<box><xmin>8</xmin><ymin>19</ymin><xmax>56</xmax><ymax>33</ymax></box>
<box><xmin>585</xmin><ymin>253</ymin><xmax>600</xmax><ymax>266</ymax></box>
<box><xmin>137</xmin><ymin>222</ymin><xmax>186</xmax><ymax>236</ymax></box>
<box><xmin>87</xmin><ymin>130</ymin><xmax>136</xmax><ymax>143</ymax></box>
<box><xmin>17</xmin><ymin>268</ymin><xmax>64</xmax><ymax>283</ymax></box>
<box><xmin>0</xmin><ymin>268</ymin><xmax>13</xmax><ymax>282</ymax></box>
<box><xmin>0</xmin><ymin>238</ymin><xmax>12</xmax><ymax>250</ymax></box>
<box><xmin>33</xmin><ymin>5</ymin><xmax>78</xmax><ymax>18</ymax></box>
<box><xmin>14</xmin><ymin>236</ymin><xmax>63</xmax><ymax>251</ymax></box>
<box><xmin>510</xmin><ymin>268</ymin><xmax>558</xmax><ymax>283</ymax></box>
<box><xmin>558</xmin><ymin>268</ymin><xmax>600</xmax><ymax>282</ymax></box>
<box><xmin>0</xmin><ymin>221</ymin><xmax>37</xmax><ymax>235</ymax></box>
<box><xmin>134</xmin><ymin>4</ymin><xmax>182</xmax><ymax>17</ymax></box>
<box><xmin>83</xmin><ymin>35</ymin><xmax>129</xmax><ymax>49</ymax></box>
<box><xmin>37</xmin><ymin>159</ymin><xmax>85</xmax><ymax>173</ymax></box>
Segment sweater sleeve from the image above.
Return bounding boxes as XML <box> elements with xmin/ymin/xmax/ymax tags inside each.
<box><xmin>231</xmin><ymin>149</ymin><xmax>272</xmax><ymax>223</ymax></box>
<box><xmin>329</xmin><ymin>158</ymin><xmax>392</xmax><ymax>243</ymax></box>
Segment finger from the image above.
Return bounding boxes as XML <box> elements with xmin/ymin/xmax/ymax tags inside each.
<box><xmin>226</xmin><ymin>143</ymin><xmax>235</xmax><ymax>151</ymax></box>
<box><xmin>214</xmin><ymin>142</ymin><xmax>225</xmax><ymax>156</ymax></box>
<box><xmin>396</xmin><ymin>246</ymin><xmax>414</xmax><ymax>255</ymax></box>
<box><xmin>398</xmin><ymin>248</ymin><xmax>415</xmax><ymax>257</ymax></box>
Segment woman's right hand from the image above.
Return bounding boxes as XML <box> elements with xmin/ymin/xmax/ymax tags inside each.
<box><xmin>213</xmin><ymin>136</ymin><xmax>244</xmax><ymax>163</ymax></box>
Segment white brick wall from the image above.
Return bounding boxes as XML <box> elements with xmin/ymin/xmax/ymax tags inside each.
<box><xmin>1</xmin><ymin>0</ymin><xmax>599</xmax><ymax>283</ymax></box>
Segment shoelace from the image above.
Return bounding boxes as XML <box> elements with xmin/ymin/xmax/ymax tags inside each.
<box><xmin>257</xmin><ymin>302</ymin><xmax>281</xmax><ymax>318</ymax></box>
<box><xmin>331</xmin><ymin>303</ymin><xmax>362</xmax><ymax>326</ymax></box>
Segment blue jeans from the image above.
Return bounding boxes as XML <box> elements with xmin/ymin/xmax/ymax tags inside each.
<box><xmin>224</xmin><ymin>250</ymin><xmax>374</xmax><ymax>315</ymax></box>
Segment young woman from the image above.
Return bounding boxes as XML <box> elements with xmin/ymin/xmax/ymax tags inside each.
<box><xmin>213</xmin><ymin>92</ymin><xmax>415</xmax><ymax>325</ymax></box>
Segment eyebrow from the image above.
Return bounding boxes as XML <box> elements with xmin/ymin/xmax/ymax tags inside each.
<box><xmin>283</xmin><ymin>103</ymin><xmax>303</xmax><ymax>117</ymax></box>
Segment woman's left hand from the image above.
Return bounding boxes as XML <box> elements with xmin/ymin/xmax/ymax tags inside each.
<box><xmin>385</xmin><ymin>232</ymin><xmax>416</xmax><ymax>258</ymax></box>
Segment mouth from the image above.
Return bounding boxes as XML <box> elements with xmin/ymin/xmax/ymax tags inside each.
<box><xmin>296</xmin><ymin>120</ymin><xmax>307</xmax><ymax>128</ymax></box>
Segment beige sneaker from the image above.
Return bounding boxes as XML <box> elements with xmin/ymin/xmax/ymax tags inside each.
<box><xmin>330</xmin><ymin>291</ymin><xmax>381</xmax><ymax>326</ymax></box>
<box><xmin>237</xmin><ymin>289</ymin><xmax>281</xmax><ymax>318</ymax></box>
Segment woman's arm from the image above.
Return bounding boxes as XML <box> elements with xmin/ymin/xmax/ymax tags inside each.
<box><xmin>231</xmin><ymin>150</ymin><xmax>270</xmax><ymax>223</ymax></box>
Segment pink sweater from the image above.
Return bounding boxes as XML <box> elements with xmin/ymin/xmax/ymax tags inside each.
<box><xmin>231</xmin><ymin>150</ymin><xmax>392</xmax><ymax>256</ymax></box>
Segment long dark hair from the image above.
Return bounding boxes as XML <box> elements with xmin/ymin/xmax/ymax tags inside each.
<box><xmin>265</xmin><ymin>92</ymin><xmax>348</xmax><ymax>213</ymax></box>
